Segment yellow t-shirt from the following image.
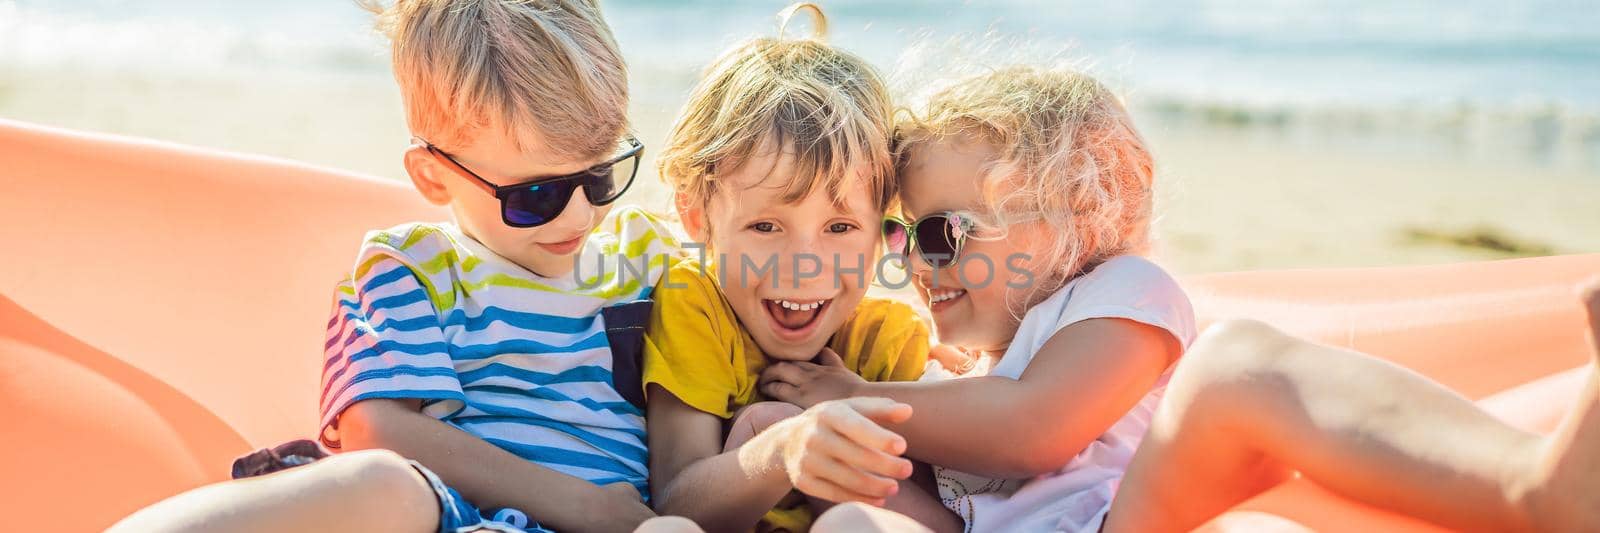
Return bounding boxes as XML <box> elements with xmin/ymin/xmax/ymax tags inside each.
<box><xmin>642</xmin><ymin>258</ymin><xmax>929</xmax><ymax>531</ymax></box>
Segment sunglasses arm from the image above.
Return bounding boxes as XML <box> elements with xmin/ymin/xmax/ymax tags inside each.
<box><xmin>422</xmin><ymin>144</ymin><xmax>505</xmax><ymax>198</ymax></box>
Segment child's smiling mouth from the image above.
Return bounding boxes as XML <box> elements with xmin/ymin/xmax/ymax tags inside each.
<box><xmin>763</xmin><ymin>298</ymin><xmax>832</xmax><ymax>340</ymax></box>
<box><xmin>927</xmin><ymin>288</ymin><xmax>967</xmax><ymax>312</ymax></box>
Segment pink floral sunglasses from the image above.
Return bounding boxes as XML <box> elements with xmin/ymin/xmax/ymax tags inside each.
<box><xmin>881</xmin><ymin>212</ymin><xmax>976</xmax><ymax>267</ymax></box>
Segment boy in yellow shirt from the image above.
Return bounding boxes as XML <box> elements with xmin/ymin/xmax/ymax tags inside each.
<box><xmin>641</xmin><ymin>4</ymin><xmax>952</xmax><ymax>532</ymax></box>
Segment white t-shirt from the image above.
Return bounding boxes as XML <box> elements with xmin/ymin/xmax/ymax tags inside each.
<box><xmin>929</xmin><ymin>255</ymin><xmax>1197</xmax><ymax>533</ymax></box>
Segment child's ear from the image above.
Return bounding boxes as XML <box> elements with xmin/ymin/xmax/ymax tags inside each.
<box><xmin>403</xmin><ymin>145</ymin><xmax>453</xmax><ymax>206</ymax></box>
<box><xmin>674</xmin><ymin>192</ymin><xmax>709</xmax><ymax>242</ymax></box>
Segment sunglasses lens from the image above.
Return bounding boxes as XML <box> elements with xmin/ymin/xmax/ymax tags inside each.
<box><xmin>582</xmin><ymin>154</ymin><xmax>637</xmax><ymax>206</ymax></box>
<box><xmin>915</xmin><ymin>215</ymin><xmax>962</xmax><ymax>267</ymax></box>
<box><xmin>881</xmin><ymin>219</ymin><xmax>909</xmax><ymax>256</ymax></box>
<box><xmin>502</xmin><ymin>181</ymin><xmax>577</xmax><ymax>227</ymax></box>
<box><xmin>492</xmin><ymin>138</ymin><xmax>639</xmax><ymax>227</ymax></box>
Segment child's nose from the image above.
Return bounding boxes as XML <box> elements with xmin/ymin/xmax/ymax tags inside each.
<box><xmin>778</xmin><ymin>235</ymin><xmax>831</xmax><ymax>288</ymax></box>
<box><xmin>785</xmin><ymin>233</ymin><xmax>820</xmax><ymax>255</ymax></box>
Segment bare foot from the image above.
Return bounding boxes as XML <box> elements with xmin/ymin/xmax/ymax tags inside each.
<box><xmin>1521</xmin><ymin>278</ymin><xmax>1600</xmax><ymax>532</ymax></box>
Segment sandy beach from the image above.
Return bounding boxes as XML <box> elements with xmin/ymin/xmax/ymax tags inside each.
<box><xmin>3</xmin><ymin>63</ymin><xmax>1594</xmax><ymax>276</ymax></box>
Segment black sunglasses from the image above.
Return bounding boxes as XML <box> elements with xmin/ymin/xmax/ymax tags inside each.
<box><xmin>420</xmin><ymin>136</ymin><xmax>643</xmax><ymax>228</ymax></box>
<box><xmin>882</xmin><ymin>212</ymin><xmax>976</xmax><ymax>268</ymax></box>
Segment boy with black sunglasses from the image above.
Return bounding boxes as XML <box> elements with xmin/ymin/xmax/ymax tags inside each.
<box><xmin>110</xmin><ymin>1</ymin><xmax>684</xmax><ymax>532</ymax></box>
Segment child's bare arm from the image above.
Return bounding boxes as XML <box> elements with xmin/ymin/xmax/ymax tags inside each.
<box><xmin>647</xmin><ymin>389</ymin><xmax>794</xmax><ymax>531</ymax></box>
<box><xmin>338</xmin><ymin>398</ymin><xmax>654</xmax><ymax>533</ymax></box>
<box><xmin>648</xmin><ymin>386</ymin><xmax>914</xmax><ymax>532</ymax></box>
<box><xmin>763</xmin><ymin>318</ymin><xmax>1179</xmax><ymax>479</ymax></box>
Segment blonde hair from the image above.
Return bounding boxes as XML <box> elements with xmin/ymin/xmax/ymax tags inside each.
<box><xmin>656</xmin><ymin>3</ymin><xmax>896</xmax><ymax>224</ymax></box>
<box><xmin>897</xmin><ymin>66</ymin><xmax>1155</xmax><ymax>297</ymax></box>
<box><xmin>361</xmin><ymin>0</ymin><xmax>628</xmax><ymax>160</ymax></box>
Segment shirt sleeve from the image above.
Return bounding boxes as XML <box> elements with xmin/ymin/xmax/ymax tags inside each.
<box><xmin>835</xmin><ymin>298</ymin><xmax>930</xmax><ymax>383</ymax></box>
<box><xmin>318</xmin><ymin>254</ymin><xmax>466</xmax><ymax>447</ymax></box>
<box><xmin>641</xmin><ymin>262</ymin><xmax>742</xmax><ymax>418</ymax></box>
<box><xmin>603</xmin><ymin>205</ymin><xmax>688</xmax><ymax>297</ymax></box>
<box><xmin>1053</xmin><ymin>256</ymin><xmax>1198</xmax><ymax>350</ymax></box>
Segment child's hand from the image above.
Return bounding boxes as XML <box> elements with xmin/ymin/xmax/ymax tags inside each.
<box><xmin>760</xmin><ymin>347</ymin><xmax>867</xmax><ymax>408</ymax></box>
<box><xmin>584</xmin><ymin>481</ymin><xmax>656</xmax><ymax>533</ymax></box>
<box><xmin>765</xmin><ymin>397</ymin><xmax>915</xmax><ymax>505</ymax></box>
<box><xmin>600</xmin><ymin>481</ymin><xmax>644</xmax><ymax>503</ymax></box>
<box><xmin>929</xmin><ymin>343</ymin><xmax>978</xmax><ymax>374</ymax></box>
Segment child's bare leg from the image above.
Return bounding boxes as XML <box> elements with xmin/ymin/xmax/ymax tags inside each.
<box><xmin>875</xmin><ymin>462</ymin><xmax>961</xmax><ymax>533</ymax></box>
<box><xmin>805</xmin><ymin>460</ymin><xmax>955</xmax><ymax>531</ymax></box>
<box><xmin>1105</xmin><ymin>309</ymin><xmax>1600</xmax><ymax>533</ymax></box>
<box><xmin>812</xmin><ymin>502</ymin><xmax>932</xmax><ymax>533</ymax></box>
<box><xmin>1523</xmin><ymin>280</ymin><xmax>1600</xmax><ymax>531</ymax></box>
<box><xmin>634</xmin><ymin>516</ymin><xmax>705</xmax><ymax>533</ymax></box>
<box><xmin>109</xmin><ymin>449</ymin><xmax>439</xmax><ymax>533</ymax></box>
<box><xmin>725</xmin><ymin>401</ymin><xmax>805</xmax><ymax>451</ymax></box>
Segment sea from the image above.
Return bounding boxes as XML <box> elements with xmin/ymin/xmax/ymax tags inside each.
<box><xmin>2</xmin><ymin>0</ymin><xmax>1597</xmax><ymax>171</ymax></box>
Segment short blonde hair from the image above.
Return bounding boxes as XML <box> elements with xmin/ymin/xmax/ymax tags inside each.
<box><xmin>897</xmin><ymin>66</ymin><xmax>1155</xmax><ymax>293</ymax></box>
<box><xmin>657</xmin><ymin>3</ymin><xmax>895</xmax><ymax>222</ymax></box>
<box><xmin>363</xmin><ymin>0</ymin><xmax>628</xmax><ymax>159</ymax></box>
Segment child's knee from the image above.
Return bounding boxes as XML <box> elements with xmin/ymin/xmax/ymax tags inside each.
<box><xmin>330</xmin><ymin>450</ymin><xmax>443</xmax><ymax>526</ymax></box>
<box><xmin>324</xmin><ymin>450</ymin><xmax>433</xmax><ymax>503</ymax></box>
<box><xmin>1193</xmin><ymin>319</ymin><xmax>1288</xmax><ymax>355</ymax></box>
<box><xmin>1165</xmin><ymin>320</ymin><xmax>1300</xmax><ymax>418</ymax></box>
<box><xmin>326</xmin><ymin>449</ymin><xmax>409</xmax><ymax>476</ymax></box>
<box><xmin>633</xmin><ymin>516</ymin><xmax>703</xmax><ymax>533</ymax></box>
<box><xmin>737</xmin><ymin>401</ymin><xmax>804</xmax><ymax>430</ymax></box>
<box><xmin>725</xmin><ymin>401</ymin><xmax>803</xmax><ymax>451</ymax></box>
<box><xmin>1178</xmin><ymin>320</ymin><xmax>1295</xmax><ymax>383</ymax></box>
<box><xmin>813</xmin><ymin>502</ymin><xmax>929</xmax><ymax>533</ymax></box>
<box><xmin>813</xmin><ymin>502</ymin><xmax>878</xmax><ymax>531</ymax></box>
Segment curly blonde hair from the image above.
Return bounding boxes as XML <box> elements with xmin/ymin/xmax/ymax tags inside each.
<box><xmin>656</xmin><ymin>3</ymin><xmax>896</xmax><ymax>228</ymax></box>
<box><xmin>896</xmin><ymin>66</ymin><xmax>1155</xmax><ymax>298</ymax></box>
<box><xmin>361</xmin><ymin>0</ymin><xmax>628</xmax><ymax>160</ymax></box>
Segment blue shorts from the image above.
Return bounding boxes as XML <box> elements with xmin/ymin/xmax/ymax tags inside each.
<box><xmin>234</xmin><ymin>440</ymin><xmax>553</xmax><ymax>532</ymax></box>
<box><xmin>409</xmin><ymin>461</ymin><xmax>552</xmax><ymax>533</ymax></box>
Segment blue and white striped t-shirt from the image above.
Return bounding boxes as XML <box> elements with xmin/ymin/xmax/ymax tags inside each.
<box><xmin>319</xmin><ymin>206</ymin><xmax>680</xmax><ymax>496</ymax></box>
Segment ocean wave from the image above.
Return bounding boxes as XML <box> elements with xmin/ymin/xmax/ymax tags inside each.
<box><xmin>1130</xmin><ymin>95</ymin><xmax>1600</xmax><ymax>174</ymax></box>
<box><xmin>0</xmin><ymin>1</ymin><xmax>387</xmax><ymax>73</ymax></box>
